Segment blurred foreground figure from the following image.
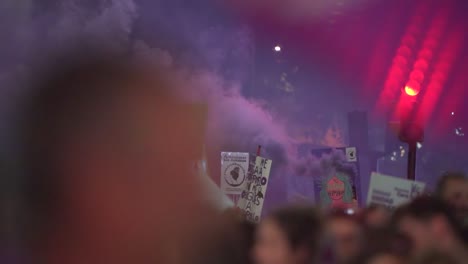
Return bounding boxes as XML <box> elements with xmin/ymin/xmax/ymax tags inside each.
<box><xmin>326</xmin><ymin>210</ymin><xmax>363</xmax><ymax>264</ymax></box>
<box><xmin>361</xmin><ymin>205</ymin><xmax>391</xmax><ymax>229</ymax></box>
<box><xmin>16</xmin><ymin>49</ymin><xmax>210</xmax><ymax>264</ymax></box>
<box><xmin>353</xmin><ymin>227</ymin><xmax>410</xmax><ymax>264</ymax></box>
<box><xmin>436</xmin><ymin>171</ymin><xmax>468</xmax><ymax>225</ymax></box>
<box><xmin>410</xmin><ymin>250</ymin><xmax>461</xmax><ymax>264</ymax></box>
<box><xmin>358</xmin><ymin>252</ymin><xmax>406</xmax><ymax>264</ymax></box>
<box><xmin>253</xmin><ymin>206</ymin><xmax>323</xmax><ymax>264</ymax></box>
<box><xmin>393</xmin><ymin>197</ymin><xmax>468</xmax><ymax>263</ymax></box>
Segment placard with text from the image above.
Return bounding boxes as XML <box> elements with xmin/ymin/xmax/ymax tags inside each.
<box><xmin>237</xmin><ymin>156</ymin><xmax>272</xmax><ymax>223</ymax></box>
<box><xmin>367</xmin><ymin>172</ymin><xmax>425</xmax><ymax>209</ymax></box>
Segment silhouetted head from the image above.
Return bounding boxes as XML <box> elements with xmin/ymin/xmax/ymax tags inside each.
<box><xmin>393</xmin><ymin>196</ymin><xmax>465</xmax><ymax>258</ymax></box>
<box><xmin>254</xmin><ymin>206</ymin><xmax>322</xmax><ymax>264</ymax></box>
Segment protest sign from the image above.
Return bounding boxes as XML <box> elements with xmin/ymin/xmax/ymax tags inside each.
<box><xmin>237</xmin><ymin>156</ymin><xmax>272</xmax><ymax>223</ymax></box>
<box><xmin>220</xmin><ymin>152</ymin><xmax>250</xmax><ymax>195</ymax></box>
<box><xmin>300</xmin><ymin>147</ymin><xmax>361</xmax><ymax>208</ymax></box>
<box><xmin>367</xmin><ymin>172</ymin><xmax>425</xmax><ymax>209</ymax></box>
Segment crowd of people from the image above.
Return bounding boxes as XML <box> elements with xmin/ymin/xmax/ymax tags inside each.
<box><xmin>0</xmin><ymin>49</ymin><xmax>467</xmax><ymax>264</ymax></box>
<box><xmin>217</xmin><ymin>171</ymin><xmax>468</xmax><ymax>264</ymax></box>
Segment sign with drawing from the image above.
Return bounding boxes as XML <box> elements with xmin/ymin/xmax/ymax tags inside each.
<box><xmin>346</xmin><ymin>147</ymin><xmax>357</xmax><ymax>162</ymax></box>
<box><xmin>304</xmin><ymin>147</ymin><xmax>361</xmax><ymax>207</ymax></box>
<box><xmin>237</xmin><ymin>156</ymin><xmax>272</xmax><ymax>223</ymax></box>
<box><xmin>220</xmin><ymin>152</ymin><xmax>250</xmax><ymax>195</ymax></box>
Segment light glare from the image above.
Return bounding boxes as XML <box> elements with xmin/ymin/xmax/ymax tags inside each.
<box><xmin>404</xmin><ymin>85</ymin><xmax>419</xmax><ymax>96</ymax></box>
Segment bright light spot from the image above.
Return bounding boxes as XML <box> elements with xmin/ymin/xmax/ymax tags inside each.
<box><xmin>451</xmin><ymin>112</ymin><xmax>455</xmax><ymax>116</ymax></box>
<box><xmin>392</xmin><ymin>151</ymin><xmax>397</xmax><ymax>156</ymax></box>
<box><xmin>346</xmin><ymin>208</ymin><xmax>354</xmax><ymax>215</ymax></box>
<box><xmin>400</xmin><ymin>149</ymin><xmax>405</xmax><ymax>157</ymax></box>
<box><xmin>417</xmin><ymin>142</ymin><xmax>422</xmax><ymax>149</ymax></box>
<box><xmin>455</xmin><ymin>127</ymin><xmax>464</xmax><ymax>136</ymax></box>
<box><xmin>391</xmin><ymin>156</ymin><xmax>396</xmax><ymax>161</ymax></box>
<box><xmin>404</xmin><ymin>85</ymin><xmax>419</xmax><ymax>96</ymax></box>
<box><xmin>274</xmin><ymin>45</ymin><xmax>281</xmax><ymax>52</ymax></box>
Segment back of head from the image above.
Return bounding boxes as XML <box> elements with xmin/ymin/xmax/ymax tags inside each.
<box><xmin>412</xmin><ymin>250</ymin><xmax>461</xmax><ymax>264</ymax></box>
<box><xmin>393</xmin><ymin>196</ymin><xmax>465</xmax><ymax>243</ymax></box>
<box><xmin>267</xmin><ymin>206</ymin><xmax>323</xmax><ymax>262</ymax></box>
<box><xmin>436</xmin><ymin>171</ymin><xmax>466</xmax><ymax>198</ymax></box>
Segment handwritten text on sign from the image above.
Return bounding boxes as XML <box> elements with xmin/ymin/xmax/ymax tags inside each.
<box><xmin>237</xmin><ymin>156</ymin><xmax>272</xmax><ymax>223</ymax></box>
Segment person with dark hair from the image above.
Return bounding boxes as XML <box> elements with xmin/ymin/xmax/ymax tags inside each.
<box><xmin>410</xmin><ymin>250</ymin><xmax>461</xmax><ymax>264</ymax></box>
<box><xmin>253</xmin><ymin>206</ymin><xmax>323</xmax><ymax>264</ymax></box>
<box><xmin>435</xmin><ymin>171</ymin><xmax>468</xmax><ymax>224</ymax></box>
<box><xmin>191</xmin><ymin>212</ymin><xmax>257</xmax><ymax>264</ymax></box>
<box><xmin>360</xmin><ymin>205</ymin><xmax>391</xmax><ymax>229</ymax></box>
<box><xmin>392</xmin><ymin>196</ymin><xmax>468</xmax><ymax>262</ymax></box>
<box><xmin>351</xmin><ymin>226</ymin><xmax>411</xmax><ymax>264</ymax></box>
<box><xmin>14</xmin><ymin>49</ymin><xmax>209</xmax><ymax>264</ymax></box>
<box><xmin>352</xmin><ymin>250</ymin><xmax>406</xmax><ymax>264</ymax></box>
<box><xmin>326</xmin><ymin>210</ymin><xmax>364</xmax><ymax>264</ymax></box>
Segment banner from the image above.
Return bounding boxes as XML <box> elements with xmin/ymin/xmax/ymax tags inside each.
<box><xmin>237</xmin><ymin>156</ymin><xmax>272</xmax><ymax>222</ymax></box>
<box><xmin>367</xmin><ymin>172</ymin><xmax>426</xmax><ymax>209</ymax></box>
<box><xmin>220</xmin><ymin>152</ymin><xmax>250</xmax><ymax>195</ymax></box>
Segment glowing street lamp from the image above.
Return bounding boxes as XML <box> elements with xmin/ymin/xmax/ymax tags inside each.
<box><xmin>404</xmin><ymin>84</ymin><xmax>420</xmax><ymax>96</ymax></box>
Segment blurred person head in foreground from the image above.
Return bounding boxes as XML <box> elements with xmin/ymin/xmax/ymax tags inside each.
<box><xmin>353</xmin><ymin>227</ymin><xmax>410</xmax><ymax>264</ymax></box>
<box><xmin>326</xmin><ymin>209</ymin><xmax>363</xmax><ymax>264</ymax></box>
<box><xmin>254</xmin><ymin>206</ymin><xmax>323</xmax><ymax>264</ymax></box>
<box><xmin>410</xmin><ymin>250</ymin><xmax>461</xmax><ymax>264</ymax></box>
<box><xmin>435</xmin><ymin>171</ymin><xmax>468</xmax><ymax>224</ymax></box>
<box><xmin>197</xmin><ymin>210</ymin><xmax>256</xmax><ymax>264</ymax></box>
<box><xmin>353</xmin><ymin>250</ymin><xmax>406</xmax><ymax>264</ymax></box>
<box><xmin>392</xmin><ymin>196</ymin><xmax>468</xmax><ymax>262</ymax></box>
<box><xmin>16</xmin><ymin>47</ymin><xmax>210</xmax><ymax>264</ymax></box>
<box><xmin>361</xmin><ymin>205</ymin><xmax>391</xmax><ymax>229</ymax></box>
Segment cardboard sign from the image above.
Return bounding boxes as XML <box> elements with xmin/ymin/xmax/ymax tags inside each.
<box><xmin>367</xmin><ymin>172</ymin><xmax>425</xmax><ymax>209</ymax></box>
<box><xmin>237</xmin><ymin>156</ymin><xmax>272</xmax><ymax>222</ymax></box>
<box><xmin>221</xmin><ymin>152</ymin><xmax>250</xmax><ymax>195</ymax></box>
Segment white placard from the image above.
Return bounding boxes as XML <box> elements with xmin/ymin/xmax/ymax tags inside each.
<box><xmin>237</xmin><ymin>156</ymin><xmax>272</xmax><ymax>223</ymax></box>
<box><xmin>220</xmin><ymin>152</ymin><xmax>250</xmax><ymax>195</ymax></box>
<box><xmin>367</xmin><ymin>172</ymin><xmax>425</xmax><ymax>209</ymax></box>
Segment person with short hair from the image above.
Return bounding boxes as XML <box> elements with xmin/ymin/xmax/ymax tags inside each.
<box><xmin>435</xmin><ymin>171</ymin><xmax>468</xmax><ymax>224</ymax></box>
<box><xmin>392</xmin><ymin>197</ymin><xmax>468</xmax><ymax>263</ymax></box>
<box><xmin>411</xmin><ymin>250</ymin><xmax>461</xmax><ymax>264</ymax></box>
<box><xmin>253</xmin><ymin>206</ymin><xmax>323</xmax><ymax>264</ymax></box>
<box><xmin>361</xmin><ymin>205</ymin><xmax>391</xmax><ymax>229</ymax></box>
<box><xmin>326</xmin><ymin>210</ymin><xmax>364</xmax><ymax>264</ymax></box>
